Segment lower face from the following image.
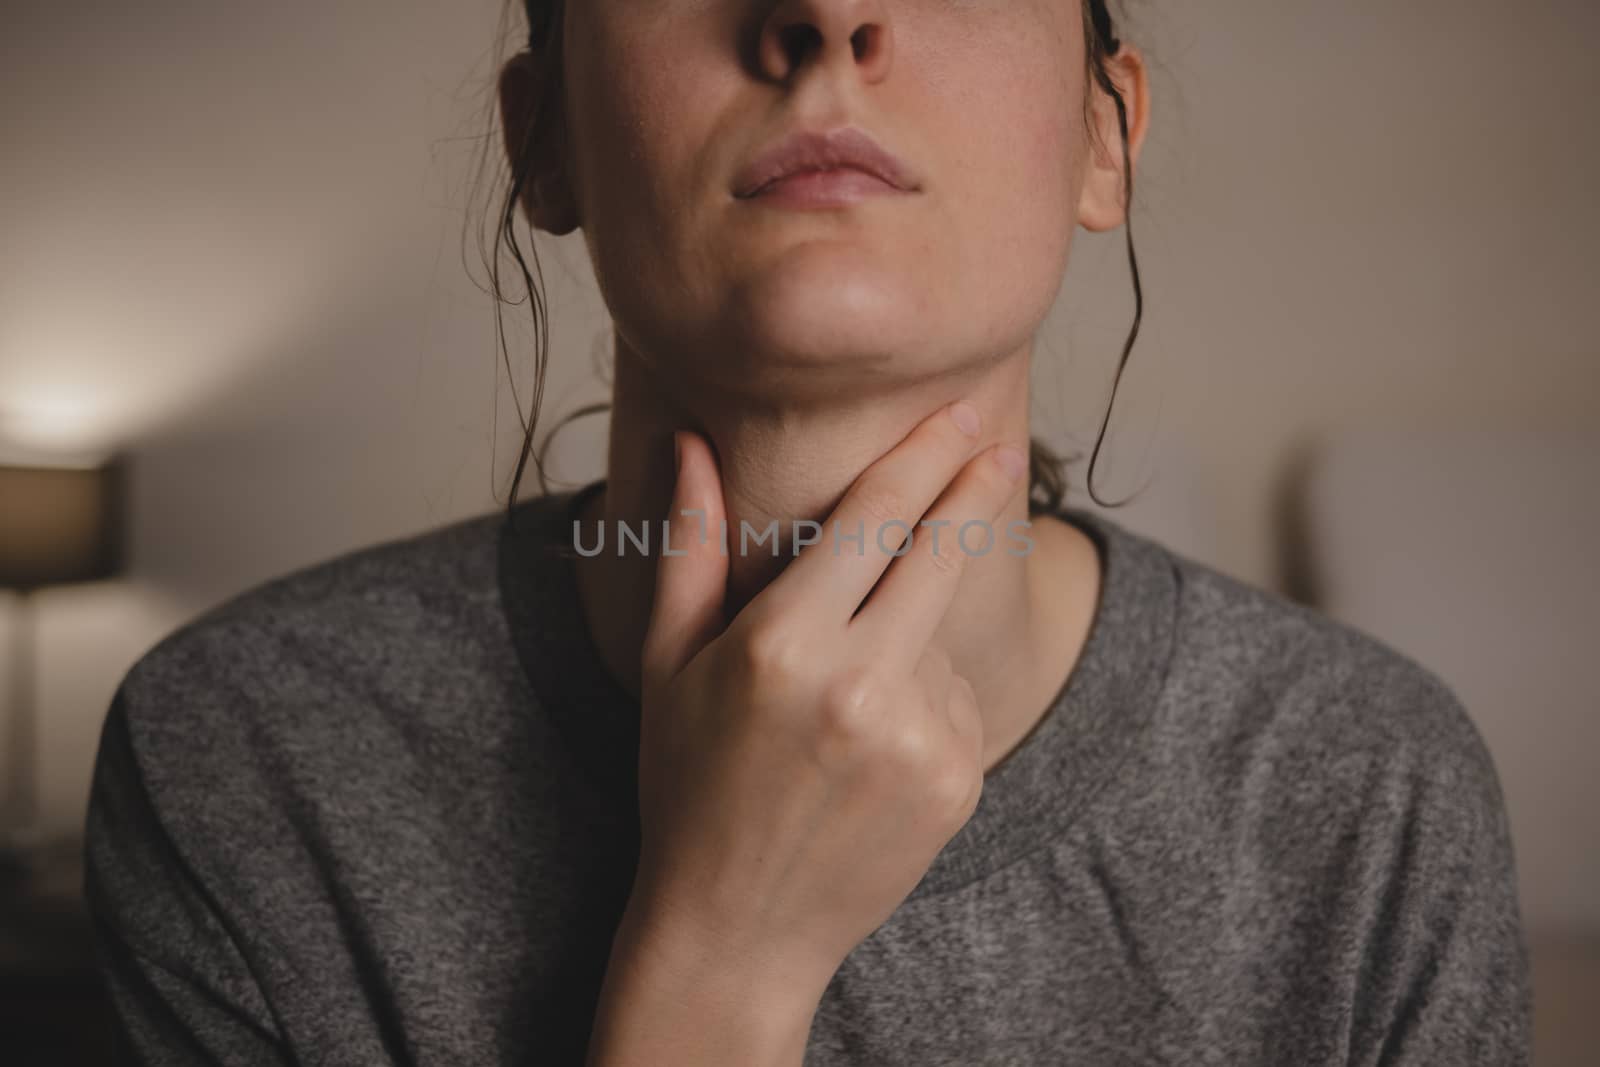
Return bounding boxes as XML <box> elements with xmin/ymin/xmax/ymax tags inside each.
<box><xmin>563</xmin><ymin>1</ymin><xmax>1092</xmax><ymax>406</ymax></box>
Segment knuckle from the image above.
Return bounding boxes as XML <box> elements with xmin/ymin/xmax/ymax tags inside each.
<box><xmin>855</xmin><ymin>483</ymin><xmax>908</xmax><ymax>532</ymax></box>
<box><xmin>931</xmin><ymin>759</ymin><xmax>979</xmax><ymax>818</ymax></box>
<box><xmin>959</xmin><ymin>776</ymin><xmax>983</xmax><ymax>819</ymax></box>
<box><xmin>884</xmin><ymin>716</ymin><xmax>937</xmax><ymax>770</ymax></box>
<box><xmin>975</xmin><ymin>448</ymin><xmax>1017</xmax><ymax>495</ymax></box>
<box><xmin>737</xmin><ymin>617</ymin><xmax>807</xmax><ymax>681</ymax></box>
<box><xmin>817</xmin><ymin>668</ymin><xmax>883</xmax><ymax>743</ymax></box>
<box><xmin>950</xmin><ymin>696</ymin><xmax>980</xmax><ymax>744</ymax></box>
<box><xmin>923</xmin><ymin>533</ymin><xmax>968</xmax><ymax>576</ymax></box>
<box><xmin>989</xmin><ymin>452</ymin><xmax>1018</xmax><ymax>495</ymax></box>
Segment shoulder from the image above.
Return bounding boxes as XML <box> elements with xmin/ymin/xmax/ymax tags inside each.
<box><xmin>165</xmin><ymin>505</ymin><xmax>503</xmax><ymax>644</ymax></box>
<box><xmin>1141</xmin><ymin>545</ymin><xmax>1529</xmax><ymax>1059</ymax></box>
<box><xmin>1107</xmin><ymin>529</ymin><xmax>1525</xmax><ymax>983</ymax></box>
<box><xmin>108</xmin><ymin>507</ymin><xmax>512</xmax><ymax>795</ymax></box>
<box><xmin>1176</xmin><ymin>542</ymin><xmax>1490</xmax><ymax>778</ymax></box>
<box><xmin>131</xmin><ymin>506</ymin><xmax>503</xmax><ymax>674</ymax></box>
<box><xmin>1061</xmin><ymin>517</ymin><xmax>1531</xmax><ymax>1062</ymax></box>
<box><xmin>1092</xmin><ymin>521</ymin><xmax>1509</xmax><ymax>853</ymax></box>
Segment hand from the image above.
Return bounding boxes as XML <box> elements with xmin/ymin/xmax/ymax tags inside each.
<box><xmin>626</xmin><ymin>401</ymin><xmax>1028</xmax><ymax>997</ymax></box>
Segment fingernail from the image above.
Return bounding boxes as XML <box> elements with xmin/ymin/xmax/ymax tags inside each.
<box><xmin>995</xmin><ymin>445</ymin><xmax>1027</xmax><ymax>482</ymax></box>
<box><xmin>949</xmin><ymin>401</ymin><xmax>981</xmax><ymax>437</ymax></box>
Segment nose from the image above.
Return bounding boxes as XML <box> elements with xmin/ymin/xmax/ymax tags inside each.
<box><xmin>757</xmin><ymin>0</ymin><xmax>894</xmax><ymax>86</ymax></box>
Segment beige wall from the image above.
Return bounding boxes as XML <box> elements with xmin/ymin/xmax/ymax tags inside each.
<box><xmin>2</xmin><ymin>0</ymin><xmax>1596</xmax><ymax>928</ymax></box>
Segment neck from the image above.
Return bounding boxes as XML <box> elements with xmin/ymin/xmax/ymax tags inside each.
<box><xmin>571</xmin><ymin>336</ymin><xmax>1102</xmax><ymax>774</ymax></box>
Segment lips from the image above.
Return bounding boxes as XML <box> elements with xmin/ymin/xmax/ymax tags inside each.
<box><xmin>732</xmin><ymin>126</ymin><xmax>920</xmax><ymax>199</ymax></box>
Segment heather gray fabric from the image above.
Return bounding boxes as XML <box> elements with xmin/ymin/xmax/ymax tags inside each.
<box><xmin>83</xmin><ymin>481</ymin><xmax>1532</xmax><ymax>1066</ymax></box>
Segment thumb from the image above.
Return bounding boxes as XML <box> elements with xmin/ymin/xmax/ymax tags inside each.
<box><xmin>641</xmin><ymin>430</ymin><xmax>729</xmax><ymax>695</ymax></box>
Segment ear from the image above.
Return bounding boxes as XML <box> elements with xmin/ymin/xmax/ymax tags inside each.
<box><xmin>497</xmin><ymin>50</ymin><xmax>581</xmax><ymax>235</ymax></box>
<box><xmin>1075</xmin><ymin>45</ymin><xmax>1151</xmax><ymax>234</ymax></box>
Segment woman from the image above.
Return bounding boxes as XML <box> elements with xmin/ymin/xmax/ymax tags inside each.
<box><xmin>84</xmin><ymin>1</ymin><xmax>1531</xmax><ymax>1064</ymax></box>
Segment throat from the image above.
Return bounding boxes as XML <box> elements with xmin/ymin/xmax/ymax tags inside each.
<box><xmin>975</xmin><ymin>511</ymin><xmax>1103</xmax><ymax>776</ymax></box>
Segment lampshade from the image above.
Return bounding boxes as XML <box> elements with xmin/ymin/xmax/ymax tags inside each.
<box><xmin>0</xmin><ymin>457</ymin><xmax>125</xmax><ymax>589</ymax></box>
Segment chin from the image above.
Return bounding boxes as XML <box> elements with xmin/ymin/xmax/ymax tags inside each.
<box><xmin>716</xmin><ymin>249</ymin><xmax>941</xmax><ymax>374</ymax></box>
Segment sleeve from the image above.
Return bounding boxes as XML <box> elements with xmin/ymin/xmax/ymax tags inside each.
<box><xmin>1351</xmin><ymin>684</ymin><xmax>1533</xmax><ymax>1067</ymax></box>
<box><xmin>83</xmin><ymin>687</ymin><xmax>296</xmax><ymax>1067</ymax></box>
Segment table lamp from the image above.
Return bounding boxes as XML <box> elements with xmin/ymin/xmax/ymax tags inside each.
<box><xmin>0</xmin><ymin>457</ymin><xmax>124</xmax><ymax>863</ymax></box>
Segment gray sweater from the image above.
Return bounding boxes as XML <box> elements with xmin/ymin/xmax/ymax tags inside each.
<box><xmin>83</xmin><ymin>482</ymin><xmax>1532</xmax><ymax>1065</ymax></box>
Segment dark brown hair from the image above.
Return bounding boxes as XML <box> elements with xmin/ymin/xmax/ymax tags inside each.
<box><xmin>474</xmin><ymin>0</ymin><xmax>1143</xmax><ymax>525</ymax></box>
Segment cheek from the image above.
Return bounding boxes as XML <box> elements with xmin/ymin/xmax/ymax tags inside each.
<box><xmin>929</xmin><ymin>46</ymin><xmax>1084</xmax><ymax>335</ymax></box>
<box><xmin>565</xmin><ymin>24</ymin><xmax>682</xmax><ymax>229</ymax></box>
<box><xmin>563</xmin><ymin>18</ymin><xmax>724</xmax><ymax>331</ymax></box>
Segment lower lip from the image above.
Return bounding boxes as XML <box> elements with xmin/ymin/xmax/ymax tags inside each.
<box><xmin>738</xmin><ymin>168</ymin><xmax>912</xmax><ymax>209</ymax></box>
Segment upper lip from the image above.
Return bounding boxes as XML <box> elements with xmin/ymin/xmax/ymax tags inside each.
<box><xmin>732</xmin><ymin>126</ymin><xmax>921</xmax><ymax>198</ymax></box>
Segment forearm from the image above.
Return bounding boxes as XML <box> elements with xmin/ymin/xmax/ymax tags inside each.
<box><xmin>586</xmin><ymin>901</ymin><xmax>830</xmax><ymax>1067</ymax></box>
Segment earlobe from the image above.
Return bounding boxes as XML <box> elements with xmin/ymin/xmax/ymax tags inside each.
<box><xmin>1075</xmin><ymin>159</ymin><xmax>1126</xmax><ymax>234</ymax></box>
<box><xmin>525</xmin><ymin>114</ymin><xmax>582</xmax><ymax>236</ymax></box>
<box><xmin>497</xmin><ymin>52</ymin><xmax>581</xmax><ymax>235</ymax></box>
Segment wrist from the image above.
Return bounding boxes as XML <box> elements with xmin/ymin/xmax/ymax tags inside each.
<box><xmin>587</xmin><ymin>897</ymin><xmax>832</xmax><ymax>1067</ymax></box>
<box><xmin>616</xmin><ymin>892</ymin><xmax>841</xmax><ymax>1003</ymax></box>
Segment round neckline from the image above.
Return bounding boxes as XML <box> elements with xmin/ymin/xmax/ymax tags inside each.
<box><xmin>497</xmin><ymin>479</ymin><xmax>1181</xmax><ymax>900</ymax></box>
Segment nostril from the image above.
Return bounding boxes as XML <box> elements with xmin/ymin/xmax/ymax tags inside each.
<box><xmin>778</xmin><ymin>24</ymin><xmax>821</xmax><ymax>68</ymax></box>
<box><xmin>759</xmin><ymin>9</ymin><xmax>892</xmax><ymax>83</ymax></box>
<box><xmin>850</xmin><ymin>26</ymin><xmax>873</xmax><ymax>63</ymax></box>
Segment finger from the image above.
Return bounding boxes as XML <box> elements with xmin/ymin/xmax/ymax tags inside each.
<box><xmin>850</xmin><ymin>442</ymin><xmax>1027</xmax><ymax>660</ymax></box>
<box><xmin>641</xmin><ymin>431</ymin><xmax>730</xmax><ymax>694</ymax></box>
<box><xmin>761</xmin><ymin>401</ymin><xmax>986</xmax><ymax>626</ymax></box>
